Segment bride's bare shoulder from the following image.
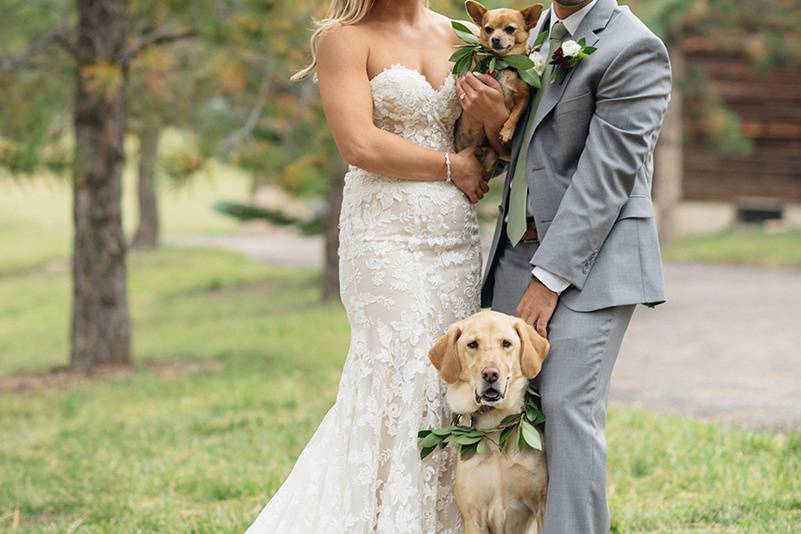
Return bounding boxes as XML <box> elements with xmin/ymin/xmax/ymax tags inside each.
<box><xmin>317</xmin><ymin>23</ymin><xmax>369</xmax><ymax>68</ymax></box>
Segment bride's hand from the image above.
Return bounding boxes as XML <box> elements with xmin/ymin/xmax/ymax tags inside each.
<box><xmin>457</xmin><ymin>72</ymin><xmax>509</xmax><ymax>128</ymax></box>
<box><xmin>450</xmin><ymin>146</ymin><xmax>489</xmax><ymax>204</ymax></box>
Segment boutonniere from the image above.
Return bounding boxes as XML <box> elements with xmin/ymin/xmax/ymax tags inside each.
<box><xmin>449</xmin><ymin>20</ymin><xmax>543</xmax><ymax>90</ymax></box>
<box><xmin>550</xmin><ymin>38</ymin><xmax>597</xmax><ymax>84</ymax></box>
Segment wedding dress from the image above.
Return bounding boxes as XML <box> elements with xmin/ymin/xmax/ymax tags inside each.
<box><xmin>246</xmin><ymin>64</ymin><xmax>482</xmax><ymax>534</ymax></box>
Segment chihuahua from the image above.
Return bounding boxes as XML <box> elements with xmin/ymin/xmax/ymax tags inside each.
<box><xmin>455</xmin><ymin>1</ymin><xmax>543</xmax><ymax>176</ymax></box>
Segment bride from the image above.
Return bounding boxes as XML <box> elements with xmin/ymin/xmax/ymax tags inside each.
<box><xmin>246</xmin><ymin>1</ymin><xmax>509</xmax><ymax>532</ymax></box>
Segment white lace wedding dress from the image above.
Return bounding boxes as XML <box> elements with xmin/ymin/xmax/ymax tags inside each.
<box><xmin>246</xmin><ymin>64</ymin><xmax>481</xmax><ymax>534</ymax></box>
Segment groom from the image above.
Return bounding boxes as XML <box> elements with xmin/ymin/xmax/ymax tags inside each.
<box><xmin>456</xmin><ymin>0</ymin><xmax>671</xmax><ymax>532</ymax></box>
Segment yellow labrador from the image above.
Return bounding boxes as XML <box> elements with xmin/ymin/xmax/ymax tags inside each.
<box><xmin>429</xmin><ymin>310</ymin><xmax>550</xmax><ymax>534</ymax></box>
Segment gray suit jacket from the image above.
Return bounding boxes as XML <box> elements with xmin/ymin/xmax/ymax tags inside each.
<box><xmin>481</xmin><ymin>0</ymin><xmax>672</xmax><ymax>313</ymax></box>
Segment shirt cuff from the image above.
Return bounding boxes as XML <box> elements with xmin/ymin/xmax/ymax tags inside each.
<box><xmin>531</xmin><ymin>266</ymin><xmax>571</xmax><ymax>294</ymax></box>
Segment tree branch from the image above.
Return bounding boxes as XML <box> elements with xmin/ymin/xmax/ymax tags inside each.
<box><xmin>0</xmin><ymin>29</ymin><xmax>75</xmax><ymax>74</ymax></box>
<box><xmin>121</xmin><ymin>27</ymin><xmax>196</xmax><ymax>63</ymax></box>
<box><xmin>218</xmin><ymin>62</ymin><xmax>278</xmax><ymax>154</ymax></box>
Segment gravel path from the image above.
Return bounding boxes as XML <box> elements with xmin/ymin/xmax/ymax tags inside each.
<box><xmin>175</xmin><ymin>231</ymin><xmax>801</xmax><ymax>430</ymax></box>
<box><xmin>613</xmin><ymin>262</ymin><xmax>801</xmax><ymax>430</ymax></box>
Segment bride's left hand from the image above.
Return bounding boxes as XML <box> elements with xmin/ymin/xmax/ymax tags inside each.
<box><xmin>456</xmin><ymin>72</ymin><xmax>509</xmax><ymax>129</ymax></box>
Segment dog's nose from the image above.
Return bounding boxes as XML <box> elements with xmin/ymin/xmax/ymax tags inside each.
<box><xmin>482</xmin><ymin>367</ymin><xmax>500</xmax><ymax>383</ymax></box>
<box><xmin>491</xmin><ymin>37</ymin><xmax>502</xmax><ymax>48</ymax></box>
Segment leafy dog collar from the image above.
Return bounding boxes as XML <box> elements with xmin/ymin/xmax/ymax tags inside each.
<box><xmin>418</xmin><ymin>384</ymin><xmax>545</xmax><ymax>461</ymax></box>
<box><xmin>449</xmin><ymin>20</ymin><xmax>543</xmax><ymax>89</ymax></box>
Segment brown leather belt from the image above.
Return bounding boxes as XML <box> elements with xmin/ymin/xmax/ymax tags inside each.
<box><xmin>521</xmin><ymin>220</ymin><xmax>539</xmax><ymax>242</ymax></box>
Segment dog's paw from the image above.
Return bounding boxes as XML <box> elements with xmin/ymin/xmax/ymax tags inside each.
<box><xmin>499</xmin><ymin>124</ymin><xmax>515</xmax><ymax>143</ymax></box>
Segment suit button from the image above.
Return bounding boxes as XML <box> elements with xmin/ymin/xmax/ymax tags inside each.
<box><xmin>498</xmin><ymin>204</ymin><xmax>503</xmax><ymax>213</ymax></box>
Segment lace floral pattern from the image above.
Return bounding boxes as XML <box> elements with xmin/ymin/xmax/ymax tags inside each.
<box><xmin>246</xmin><ymin>65</ymin><xmax>481</xmax><ymax>534</ymax></box>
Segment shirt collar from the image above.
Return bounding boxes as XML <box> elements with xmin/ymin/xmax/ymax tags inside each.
<box><xmin>548</xmin><ymin>0</ymin><xmax>599</xmax><ymax>36</ymax></box>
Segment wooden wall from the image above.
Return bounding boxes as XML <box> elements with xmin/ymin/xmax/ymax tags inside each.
<box><xmin>681</xmin><ymin>52</ymin><xmax>801</xmax><ymax>202</ymax></box>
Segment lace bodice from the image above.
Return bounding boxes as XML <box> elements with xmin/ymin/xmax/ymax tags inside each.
<box><xmin>368</xmin><ymin>64</ymin><xmax>462</xmax><ymax>152</ymax></box>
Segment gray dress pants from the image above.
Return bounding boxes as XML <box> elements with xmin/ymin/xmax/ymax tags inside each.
<box><xmin>491</xmin><ymin>236</ymin><xmax>634</xmax><ymax>534</ymax></box>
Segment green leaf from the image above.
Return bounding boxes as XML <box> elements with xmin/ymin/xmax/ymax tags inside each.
<box><xmin>521</xmin><ymin>420</ymin><xmax>543</xmax><ymax>450</ymax></box>
<box><xmin>518</xmin><ymin>68</ymin><xmax>542</xmax><ymax>88</ymax></box>
<box><xmin>499</xmin><ymin>425</ymin><xmax>515</xmax><ymax>449</ymax></box>
<box><xmin>526</xmin><ymin>404</ymin><xmax>545</xmax><ymax>424</ymax></box>
<box><xmin>452</xmin><ymin>434</ymin><xmax>483</xmax><ymax>446</ymax></box>
<box><xmin>418</xmin><ymin>429</ymin><xmax>432</xmax><ymax>438</ymax></box>
<box><xmin>494</xmin><ymin>59</ymin><xmax>508</xmax><ymax>71</ymax></box>
<box><xmin>525</xmin><ymin>405</ymin><xmax>537</xmax><ymax>422</ymax></box>
<box><xmin>451</xmin><ymin>20</ymin><xmax>480</xmax><ymax>45</ymax></box>
<box><xmin>488</xmin><ymin>56</ymin><xmax>496</xmax><ymax>73</ymax></box>
<box><xmin>421</xmin><ymin>445</ymin><xmax>437</xmax><ymax>459</ymax></box>
<box><xmin>454</xmin><ymin>53</ymin><xmax>474</xmax><ymax>76</ymax></box>
<box><xmin>419</xmin><ymin>432</ymin><xmax>443</xmax><ymax>449</ymax></box>
<box><xmin>500</xmin><ymin>413</ymin><xmax>520</xmax><ymax>426</ymax></box>
<box><xmin>476</xmin><ymin>55</ymin><xmax>493</xmax><ymax>73</ymax></box>
<box><xmin>532</xmin><ymin>30</ymin><xmax>549</xmax><ymax>49</ymax></box>
<box><xmin>460</xmin><ymin>442</ymin><xmax>478</xmax><ymax>461</ymax></box>
<box><xmin>503</xmin><ymin>54</ymin><xmax>535</xmax><ymax>70</ymax></box>
<box><xmin>517</xmin><ymin>423</ymin><xmax>526</xmax><ymax>450</ymax></box>
<box><xmin>583</xmin><ymin>46</ymin><xmax>597</xmax><ymax>55</ymax></box>
<box><xmin>449</xmin><ymin>47</ymin><xmax>473</xmax><ymax>63</ymax></box>
<box><xmin>577</xmin><ymin>37</ymin><xmax>587</xmax><ymax>46</ymax></box>
<box><xmin>476</xmin><ymin>439</ymin><xmax>487</xmax><ymax>455</ymax></box>
<box><xmin>433</xmin><ymin>426</ymin><xmax>457</xmax><ymax>437</ymax></box>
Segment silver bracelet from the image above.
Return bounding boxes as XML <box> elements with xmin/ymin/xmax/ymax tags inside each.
<box><xmin>444</xmin><ymin>151</ymin><xmax>452</xmax><ymax>183</ymax></box>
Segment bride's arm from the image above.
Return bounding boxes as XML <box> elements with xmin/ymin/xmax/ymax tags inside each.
<box><xmin>316</xmin><ymin>25</ymin><xmax>488</xmax><ymax>202</ymax></box>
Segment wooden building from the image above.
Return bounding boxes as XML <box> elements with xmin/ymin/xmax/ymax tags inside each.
<box><xmin>682</xmin><ymin>51</ymin><xmax>801</xmax><ymax>203</ymax></box>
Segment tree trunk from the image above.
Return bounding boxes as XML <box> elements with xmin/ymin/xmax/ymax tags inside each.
<box><xmin>70</xmin><ymin>0</ymin><xmax>131</xmax><ymax>369</ymax></box>
<box><xmin>322</xmin><ymin>161</ymin><xmax>346</xmax><ymax>302</ymax></box>
<box><xmin>654</xmin><ymin>41</ymin><xmax>685</xmax><ymax>244</ymax></box>
<box><xmin>132</xmin><ymin>124</ymin><xmax>161</xmax><ymax>249</ymax></box>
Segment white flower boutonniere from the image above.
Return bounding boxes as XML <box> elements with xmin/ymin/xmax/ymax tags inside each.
<box><xmin>560</xmin><ymin>40</ymin><xmax>583</xmax><ymax>58</ymax></box>
<box><xmin>550</xmin><ymin>37</ymin><xmax>597</xmax><ymax>84</ymax></box>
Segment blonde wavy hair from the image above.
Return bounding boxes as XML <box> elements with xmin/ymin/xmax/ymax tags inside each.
<box><xmin>292</xmin><ymin>0</ymin><xmax>430</xmax><ymax>81</ymax></box>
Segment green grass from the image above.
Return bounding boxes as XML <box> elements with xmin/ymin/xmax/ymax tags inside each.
<box><xmin>1</xmin><ymin>250</ymin><xmax>800</xmax><ymax>533</ymax></box>
<box><xmin>664</xmin><ymin>228</ymin><xmax>801</xmax><ymax>267</ymax></box>
<box><xmin>2</xmin><ymin>174</ymin><xmax>800</xmax><ymax>532</ymax></box>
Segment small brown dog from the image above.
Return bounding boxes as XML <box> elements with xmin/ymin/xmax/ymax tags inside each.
<box><xmin>455</xmin><ymin>1</ymin><xmax>544</xmax><ymax>176</ymax></box>
<box><xmin>429</xmin><ymin>311</ymin><xmax>550</xmax><ymax>534</ymax></box>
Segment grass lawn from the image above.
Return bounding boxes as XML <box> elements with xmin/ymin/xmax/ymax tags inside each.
<box><xmin>663</xmin><ymin>228</ymin><xmax>801</xmax><ymax>267</ymax></box>
<box><xmin>1</xmin><ymin>248</ymin><xmax>800</xmax><ymax>533</ymax></box>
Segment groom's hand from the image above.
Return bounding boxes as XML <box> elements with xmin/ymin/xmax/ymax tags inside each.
<box><xmin>516</xmin><ymin>277</ymin><xmax>558</xmax><ymax>338</ymax></box>
<box><xmin>456</xmin><ymin>72</ymin><xmax>509</xmax><ymax>131</ymax></box>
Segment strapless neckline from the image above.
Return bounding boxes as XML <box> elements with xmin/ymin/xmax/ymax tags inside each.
<box><xmin>369</xmin><ymin>63</ymin><xmax>455</xmax><ymax>94</ymax></box>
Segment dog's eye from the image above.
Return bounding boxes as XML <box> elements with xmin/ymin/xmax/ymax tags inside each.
<box><xmin>484</xmin><ymin>26</ymin><xmax>493</xmax><ymax>33</ymax></box>
<box><xmin>502</xmin><ymin>339</ymin><xmax>512</xmax><ymax>349</ymax></box>
<box><xmin>504</xmin><ymin>26</ymin><xmax>516</xmax><ymax>34</ymax></box>
<box><xmin>467</xmin><ymin>341</ymin><xmax>479</xmax><ymax>350</ymax></box>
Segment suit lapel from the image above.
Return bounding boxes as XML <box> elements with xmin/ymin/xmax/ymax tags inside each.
<box><xmin>519</xmin><ymin>0</ymin><xmax>617</xmax><ymax>151</ymax></box>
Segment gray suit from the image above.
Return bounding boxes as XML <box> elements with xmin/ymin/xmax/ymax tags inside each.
<box><xmin>482</xmin><ymin>1</ymin><xmax>672</xmax><ymax>532</ymax></box>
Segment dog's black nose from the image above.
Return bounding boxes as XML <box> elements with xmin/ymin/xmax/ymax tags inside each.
<box><xmin>482</xmin><ymin>367</ymin><xmax>500</xmax><ymax>383</ymax></box>
<box><xmin>491</xmin><ymin>37</ymin><xmax>502</xmax><ymax>48</ymax></box>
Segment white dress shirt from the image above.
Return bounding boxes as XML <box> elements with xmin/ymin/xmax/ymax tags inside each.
<box><xmin>528</xmin><ymin>0</ymin><xmax>598</xmax><ymax>295</ymax></box>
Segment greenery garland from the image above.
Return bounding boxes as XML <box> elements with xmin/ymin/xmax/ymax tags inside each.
<box><xmin>449</xmin><ymin>20</ymin><xmax>544</xmax><ymax>89</ymax></box>
<box><xmin>418</xmin><ymin>384</ymin><xmax>546</xmax><ymax>461</ymax></box>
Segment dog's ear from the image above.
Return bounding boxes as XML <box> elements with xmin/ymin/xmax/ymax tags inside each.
<box><xmin>520</xmin><ymin>3</ymin><xmax>544</xmax><ymax>31</ymax></box>
<box><xmin>465</xmin><ymin>0</ymin><xmax>488</xmax><ymax>25</ymax></box>
<box><xmin>428</xmin><ymin>323</ymin><xmax>463</xmax><ymax>384</ymax></box>
<box><xmin>514</xmin><ymin>319</ymin><xmax>549</xmax><ymax>379</ymax></box>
